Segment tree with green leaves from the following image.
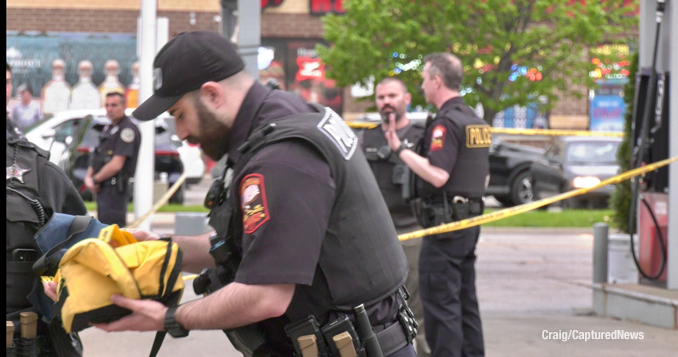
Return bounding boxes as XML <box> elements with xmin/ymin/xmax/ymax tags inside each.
<box><xmin>318</xmin><ymin>0</ymin><xmax>638</xmax><ymax>122</ymax></box>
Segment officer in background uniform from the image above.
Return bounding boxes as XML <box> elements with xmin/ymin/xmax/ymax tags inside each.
<box><xmin>359</xmin><ymin>77</ymin><xmax>430</xmax><ymax>357</ymax></box>
<box><xmin>85</xmin><ymin>92</ymin><xmax>141</xmax><ymax>227</ymax></box>
<box><xmin>7</xmin><ymin>126</ymin><xmax>88</xmax><ymax>355</ymax></box>
<box><xmin>83</xmin><ymin>31</ymin><xmax>417</xmax><ymax>357</ymax></box>
<box><xmin>385</xmin><ymin>53</ymin><xmax>490</xmax><ymax>357</ymax></box>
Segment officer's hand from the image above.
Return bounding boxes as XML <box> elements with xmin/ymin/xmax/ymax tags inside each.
<box><xmin>384</xmin><ymin>113</ymin><xmax>401</xmax><ymax>151</ymax></box>
<box><xmin>92</xmin><ymin>295</ymin><xmax>166</xmax><ymax>332</ymax></box>
<box><xmin>122</xmin><ymin>228</ymin><xmax>160</xmax><ymax>242</ymax></box>
<box><xmin>43</xmin><ymin>281</ymin><xmax>58</xmax><ymax>302</ymax></box>
<box><xmin>84</xmin><ymin>176</ymin><xmax>100</xmax><ymax>193</ymax></box>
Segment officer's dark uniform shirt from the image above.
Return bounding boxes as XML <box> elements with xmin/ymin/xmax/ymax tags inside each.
<box><xmin>95</xmin><ymin>115</ymin><xmax>141</xmax><ymax>179</ymax></box>
<box><xmin>6</xmin><ymin>134</ymin><xmax>88</xmax><ymax>312</ymax></box>
<box><xmin>360</xmin><ymin>122</ymin><xmax>424</xmax><ymax>229</ymax></box>
<box><xmin>221</xmin><ymin>82</ymin><xmax>404</xmax><ymax>347</ymax></box>
<box><xmin>416</xmin><ymin>97</ymin><xmax>490</xmax><ymax>200</ymax></box>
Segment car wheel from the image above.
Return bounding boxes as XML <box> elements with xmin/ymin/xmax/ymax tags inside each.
<box><xmin>510</xmin><ymin>171</ymin><xmax>534</xmax><ymax>206</ymax></box>
<box><xmin>169</xmin><ymin>183</ymin><xmax>185</xmax><ymax>204</ymax></box>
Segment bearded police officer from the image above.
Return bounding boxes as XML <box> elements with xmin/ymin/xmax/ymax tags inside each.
<box><xmin>385</xmin><ymin>53</ymin><xmax>490</xmax><ymax>357</ymax></box>
<box><xmin>7</xmin><ymin>126</ymin><xmax>88</xmax><ymax>355</ymax></box>
<box><xmin>359</xmin><ymin>77</ymin><xmax>430</xmax><ymax>357</ymax></box>
<box><xmin>84</xmin><ymin>92</ymin><xmax>140</xmax><ymax>227</ymax></box>
<box><xmin>88</xmin><ymin>31</ymin><xmax>416</xmax><ymax>357</ymax></box>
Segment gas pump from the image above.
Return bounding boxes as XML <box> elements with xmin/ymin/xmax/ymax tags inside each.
<box><xmin>629</xmin><ymin>0</ymin><xmax>671</xmax><ymax>287</ymax></box>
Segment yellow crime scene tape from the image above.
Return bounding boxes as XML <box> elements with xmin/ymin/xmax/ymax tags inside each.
<box><xmin>345</xmin><ymin>120</ymin><xmax>624</xmax><ymax>137</ymax></box>
<box><xmin>398</xmin><ymin>156</ymin><xmax>678</xmax><ymax>242</ymax></box>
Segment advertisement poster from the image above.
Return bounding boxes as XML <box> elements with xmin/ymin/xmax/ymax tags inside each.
<box><xmin>7</xmin><ymin>32</ymin><xmax>137</xmax><ymax>114</ymax></box>
<box><xmin>589</xmin><ymin>79</ymin><xmax>627</xmax><ymax>132</ymax></box>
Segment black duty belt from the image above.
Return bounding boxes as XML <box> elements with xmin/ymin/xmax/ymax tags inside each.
<box><xmin>374</xmin><ymin>320</ymin><xmax>409</xmax><ymax>356</ymax></box>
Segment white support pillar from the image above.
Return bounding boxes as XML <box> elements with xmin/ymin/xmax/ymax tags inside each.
<box><xmin>238</xmin><ymin>0</ymin><xmax>261</xmax><ymax>81</ymax></box>
<box><xmin>133</xmin><ymin>0</ymin><xmax>157</xmax><ymax>231</ymax></box>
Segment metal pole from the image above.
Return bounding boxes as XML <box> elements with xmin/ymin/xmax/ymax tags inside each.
<box><xmin>134</xmin><ymin>0</ymin><xmax>157</xmax><ymax>231</ymax></box>
<box><xmin>593</xmin><ymin>223</ymin><xmax>609</xmax><ymax>284</ymax></box>
<box><xmin>238</xmin><ymin>0</ymin><xmax>260</xmax><ymax>81</ymax></box>
<box><xmin>221</xmin><ymin>0</ymin><xmax>238</xmax><ymax>40</ymax></box>
<box><xmin>667</xmin><ymin>0</ymin><xmax>678</xmax><ymax>290</ymax></box>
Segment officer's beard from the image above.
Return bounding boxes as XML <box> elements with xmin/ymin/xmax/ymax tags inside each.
<box><xmin>192</xmin><ymin>98</ymin><xmax>231</xmax><ymax>161</ymax></box>
<box><xmin>379</xmin><ymin>105</ymin><xmax>404</xmax><ymax>124</ymax></box>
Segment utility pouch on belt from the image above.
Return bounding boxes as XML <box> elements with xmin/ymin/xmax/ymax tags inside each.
<box><xmin>285</xmin><ymin>315</ymin><xmax>328</xmax><ymax>357</ymax></box>
<box><xmin>321</xmin><ymin>316</ymin><xmax>365</xmax><ymax>357</ymax></box>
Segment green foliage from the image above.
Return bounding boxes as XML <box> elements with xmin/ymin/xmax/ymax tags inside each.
<box><xmin>609</xmin><ymin>51</ymin><xmax>638</xmax><ymax>233</ymax></box>
<box><xmin>483</xmin><ymin>209</ymin><xmax>614</xmax><ymax>227</ymax></box>
<box><xmin>318</xmin><ymin>0</ymin><xmax>638</xmax><ymax>122</ymax></box>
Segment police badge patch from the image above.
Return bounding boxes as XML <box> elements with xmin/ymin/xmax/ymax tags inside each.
<box><xmin>240</xmin><ymin>174</ymin><xmax>270</xmax><ymax>234</ymax></box>
<box><xmin>120</xmin><ymin>128</ymin><xmax>135</xmax><ymax>143</ymax></box>
<box><xmin>430</xmin><ymin>125</ymin><xmax>446</xmax><ymax>151</ymax></box>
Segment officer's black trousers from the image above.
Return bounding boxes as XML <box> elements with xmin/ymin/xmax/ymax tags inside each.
<box><xmin>419</xmin><ymin>225</ymin><xmax>484</xmax><ymax>357</ymax></box>
<box><xmin>96</xmin><ymin>185</ymin><xmax>128</xmax><ymax>227</ymax></box>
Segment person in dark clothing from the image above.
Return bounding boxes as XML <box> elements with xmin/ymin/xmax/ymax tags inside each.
<box><xmin>359</xmin><ymin>77</ymin><xmax>430</xmax><ymax>356</ymax></box>
<box><xmin>384</xmin><ymin>53</ymin><xmax>490</xmax><ymax>357</ymax></box>
<box><xmin>7</xmin><ymin>125</ymin><xmax>88</xmax><ymax>356</ymax></box>
<box><xmin>84</xmin><ymin>92</ymin><xmax>141</xmax><ymax>227</ymax></box>
<box><xmin>63</xmin><ymin>31</ymin><xmax>417</xmax><ymax>357</ymax></box>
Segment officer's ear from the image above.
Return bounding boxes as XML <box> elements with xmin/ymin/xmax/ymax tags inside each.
<box><xmin>199</xmin><ymin>81</ymin><xmax>225</xmax><ymax>111</ymax></box>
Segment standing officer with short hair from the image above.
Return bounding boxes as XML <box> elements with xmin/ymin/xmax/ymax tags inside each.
<box><xmin>76</xmin><ymin>31</ymin><xmax>416</xmax><ymax>357</ymax></box>
<box><xmin>85</xmin><ymin>92</ymin><xmax>141</xmax><ymax>227</ymax></box>
<box><xmin>359</xmin><ymin>77</ymin><xmax>430</xmax><ymax>356</ymax></box>
<box><xmin>385</xmin><ymin>53</ymin><xmax>490</xmax><ymax>357</ymax></box>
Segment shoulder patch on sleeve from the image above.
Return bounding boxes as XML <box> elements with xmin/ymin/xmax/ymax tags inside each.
<box><xmin>465</xmin><ymin>125</ymin><xmax>492</xmax><ymax>148</ymax></box>
<box><xmin>430</xmin><ymin>125</ymin><xmax>446</xmax><ymax>151</ymax></box>
<box><xmin>240</xmin><ymin>174</ymin><xmax>270</xmax><ymax>234</ymax></box>
<box><xmin>120</xmin><ymin>127</ymin><xmax>136</xmax><ymax>143</ymax></box>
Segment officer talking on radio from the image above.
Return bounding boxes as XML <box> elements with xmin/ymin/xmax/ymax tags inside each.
<box><xmin>75</xmin><ymin>31</ymin><xmax>417</xmax><ymax>357</ymax></box>
<box><xmin>384</xmin><ymin>53</ymin><xmax>491</xmax><ymax>357</ymax></box>
<box><xmin>359</xmin><ymin>77</ymin><xmax>430</xmax><ymax>356</ymax></box>
<box><xmin>84</xmin><ymin>92</ymin><xmax>141</xmax><ymax>227</ymax></box>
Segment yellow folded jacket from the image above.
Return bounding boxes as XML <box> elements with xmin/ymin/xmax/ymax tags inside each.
<box><xmin>54</xmin><ymin>237</ymin><xmax>184</xmax><ymax>333</ymax></box>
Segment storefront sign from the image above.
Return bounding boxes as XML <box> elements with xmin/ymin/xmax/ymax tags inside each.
<box><xmin>296</xmin><ymin>57</ymin><xmax>325</xmax><ymax>81</ymax></box>
<box><xmin>310</xmin><ymin>0</ymin><xmax>345</xmax><ymax>15</ymax></box>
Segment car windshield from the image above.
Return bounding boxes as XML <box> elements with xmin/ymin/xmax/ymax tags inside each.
<box><xmin>565</xmin><ymin>141</ymin><xmax>620</xmax><ymax>164</ymax></box>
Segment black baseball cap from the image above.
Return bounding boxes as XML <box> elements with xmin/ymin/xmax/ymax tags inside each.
<box><xmin>133</xmin><ymin>31</ymin><xmax>245</xmax><ymax>121</ymax></box>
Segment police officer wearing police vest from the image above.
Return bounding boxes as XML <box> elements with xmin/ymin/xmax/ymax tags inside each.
<box><xmin>384</xmin><ymin>53</ymin><xmax>490</xmax><ymax>357</ymax></box>
<box><xmin>359</xmin><ymin>77</ymin><xmax>430</xmax><ymax>357</ymax></box>
<box><xmin>82</xmin><ymin>31</ymin><xmax>417</xmax><ymax>357</ymax></box>
<box><xmin>84</xmin><ymin>92</ymin><xmax>141</xmax><ymax>227</ymax></box>
<box><xmin>7</xmin><ymin>110</ymin><xmax>88</xmax><ymax>354</ymax></box>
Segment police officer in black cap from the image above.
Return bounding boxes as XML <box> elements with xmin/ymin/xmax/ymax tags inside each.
<box><xmin>85</xmin><ymin>31</ymin><xmax>417</xmax><ymax>357</ymax></box>
<box><xmin>384</xmin><ymin>53</ymin><xmax>490</xmax><ymax>357</ymax></box>
<box><xmin>84</xmin><ymin>92</ymin><xmax>141</xmax><ymax>227</ymax></box>
<box><xmin>359</xmin><ymin>77</ymin><xmax>430</xmax><ymax>356</ymax></box>
<box><xmin>7</xmin><ymin>113</ymin><xmax>88</xmax><ymax>355</ymax></box>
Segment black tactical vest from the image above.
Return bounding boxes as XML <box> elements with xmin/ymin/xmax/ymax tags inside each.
<box><xmin>416</xmin><ymin>103</ymin><xmax>490</xmax><ymax>199</ymax></box>
<box><xmin>210</xmin><ymin>107</ymin><xmax>408</xmax><ymax>318</ymax></box>
<box><xmin>6</xmin><ymin>137</ymin><xmax>50</xmax><ymax>315</ymax></box>
<box><xmin>362</xmin><ymin>122</ymin><xmax>425</xmax><ymax>228</ymax></box>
